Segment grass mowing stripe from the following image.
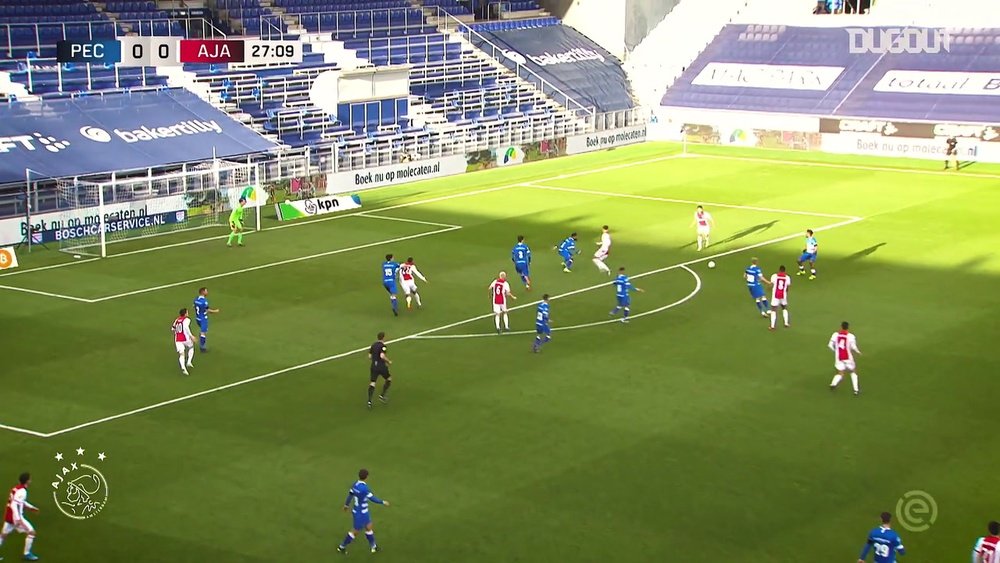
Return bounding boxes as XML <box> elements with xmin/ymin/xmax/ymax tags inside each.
<box><xmin>527</xmin><ymin>184</ymin><xmax>863</xmax><ymax>220</ymax></box>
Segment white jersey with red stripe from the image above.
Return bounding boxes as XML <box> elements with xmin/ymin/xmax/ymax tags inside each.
<box><xmin>490</xmin><ymin>279</ymin><xmax>510</xmax><ymax>305</ymax></box>
<box><xmin>399</xmin><ymin>263</ymin><xmax>426</xmax><ymax>283</ymax></box>
<box><xmin>976</xmin><ymin>536</ymin><xmax>1000</xmax><ymax>563</ymax></box>
<box><xmin>694</xmin><ymin>210</ymin><xmax>712</xmax><ymax>227</ymax></box>
<box><xmin>770</xmin><ymin>272</ymin><xmax>791</xmax><ymax>304</ymax></box>
<box><xmin>4</xmin><ymin>484</ymin><xmax>32</xmax><ymax>525</ymax></box>
<box><xmin>172</xmin><ymin>316</ymin><xmax>193</xmax><ymax>345</ymax></box>
<box><xmin>829</xmin><ymin>330</ymin><xmax>860</xmax><ymax>371</ymax></box>
<box><xmin>594</xmin><ymin>232</ymin><xmax>611</xmax><ymax>260</ymax></box>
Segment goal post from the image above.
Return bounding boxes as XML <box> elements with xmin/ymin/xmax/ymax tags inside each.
<box><xmin>56</xmin><ymin>160</ymin><xmax>262</xmax><ymax>258</ymax></box>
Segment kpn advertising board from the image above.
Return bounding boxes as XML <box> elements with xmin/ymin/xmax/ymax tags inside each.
<box><xmin>275</xmin><ymin>194</ymin><xmax>362</xmax><ymax>221</ymax></box>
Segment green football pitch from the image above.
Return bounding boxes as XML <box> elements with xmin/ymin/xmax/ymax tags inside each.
<box><xmin>1</xmin><ymin>142</ymin><xmax>999</xmax><ymax>562</ymax></box>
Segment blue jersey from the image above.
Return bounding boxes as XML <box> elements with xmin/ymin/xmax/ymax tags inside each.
<box><xmin>194</xmin><ymin>295</ymin><xmax>209</xmax><ymax>320</ymax></box>
<box><xmin>860</xmin><ymin>526</ymin><xmax>905</xmax><ymax>563</ymax></box>
<box><xmin>512</xmin><ymin>242</ymin><xmax>531</xmax><ymax>265</ymax></box>
<box><xmin>804</xmin><ymin>236</ymin><xmax>818</xmax><ymax>253</ymax></box>
<box><xmin>344</xmin><ymin>479</ymin><xmax>384</xmax><ymax>529</ymax></box>
<box><xmin>613</xmin><ymin>274</ymin><xmax>633</xmax><ymax>306</ymax></box>
<box><xmin>535</xmin><ymin>302</ymin><xmax>550</xmax><ymax>327</ymax></box>
<box><xmin>382</xmin><ymin>261</ymin><xmax>400</xmax><ymax>283</ymax></box>
<box><xmin>558</xmin><ymin>237</ymin><xmax>577</xmax><ymax>256</ymax></box>
<box><xmin>744</xmin><ymin>264</ymin><xmax>766</xmax><ymax>299</ymax></box>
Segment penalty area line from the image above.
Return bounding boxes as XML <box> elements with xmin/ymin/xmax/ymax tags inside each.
<box><xmin>414</xmin><ymin>265</ymin><xmax>702</xmax><ymax>339</ymax></box>
<box><xmin>28</xmin><ymin>215</ymin><xmax>861</xmax><ymax>438</ymax></box>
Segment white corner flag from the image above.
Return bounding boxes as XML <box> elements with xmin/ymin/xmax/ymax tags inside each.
<box><xmin>0</xmin><ymin>246</ymin><xmax>19</xmax><ymax>270</ymax></box>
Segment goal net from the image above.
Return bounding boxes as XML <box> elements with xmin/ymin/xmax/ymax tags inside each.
<box><xmin>57</xmin><ymin>160</ymin><xmax>261</xmax><ymax>258</ymax></box>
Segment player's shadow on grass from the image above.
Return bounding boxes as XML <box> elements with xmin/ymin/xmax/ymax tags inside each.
<box><xmin>681</xmin><ymin>220</ymin><xmax>780</xmax><ymax>248</ymax></box>
<box><xmin>845</xmin><ymin>243</ymin><xmax>886</xmax><ymax>261</ymax></box>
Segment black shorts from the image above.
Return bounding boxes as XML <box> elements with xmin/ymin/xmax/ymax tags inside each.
<box><xmin>370</xmin><ymin>365</ymin><xmax>390</xmax><ymax>382</ymax></box>
<box><xmin>946</xmin><ymin>147</ymin><xmax>957</xmax><ymax>156</ymax></box>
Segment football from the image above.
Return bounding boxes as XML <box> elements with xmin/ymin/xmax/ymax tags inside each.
<box><xmin>707</xmin><ymin>261</ymin><xmax>716</xmax><ymax>269</ymax></box>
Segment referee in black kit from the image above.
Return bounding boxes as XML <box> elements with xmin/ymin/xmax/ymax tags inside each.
<box><xmin>367</xmin><ymin>332</ymin><xmax>392</xmax><ymax>409</ymax></box>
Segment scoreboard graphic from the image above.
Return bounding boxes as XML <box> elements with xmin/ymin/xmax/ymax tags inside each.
<box><xmin>56</xmin><ymin>38</ymin><xmax>303</xmax><ymax>66</ymax></box>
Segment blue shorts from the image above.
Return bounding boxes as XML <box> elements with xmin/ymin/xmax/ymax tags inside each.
<box><xmin>799</xmin><ymin>252</ymin><xmax>817</xmax><ymax>263</ymax></box>
<box><xmin>616</xmin><ymin>295</ymin><xmax>630</xmax><ymax>308</ymax></box>
<box><xmin>352</xmin><ymin>511</ymin><xmax>372</xmax><ymax>530</ymax></box>
<box><xmin>536</xmin><ymin>324</ymin><xmax>551</xmax><ymax>335</ymax></box>
<box><xmin>748</xmin><ymin>285</ymin><xmax>765</xmax><ymax>299</ymax></box>
<box><xmin>197</xmin><ymin>317</ymin><xmax>209</xmax><ymax>333</ymax></box>
<box><xmin>515</xmin><ymin>263</ymin><xmax>530</xmax><ymax>277</ymax></box>
<box><xmin>383</xmin><ymin>281</ymin><xmax>397</xmax><ymax>295</ymax></box>
<box><xmin>559</xmin><ymin>251</ymin><xmax>572</xmax><ymax>262</ymax></box>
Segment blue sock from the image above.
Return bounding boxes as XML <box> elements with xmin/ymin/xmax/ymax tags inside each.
<box><xmin>566</xmin><ymin>258</ymin><xmax>573</xmax><ymax>269</ymax></box>
<box><xmin>199</xmin><ymin>334</ymin><xmax>207</xmax><ymax>349</ymax></box>
<box><xmin>365</xmin><ymin>531</ymin><xmax>376</xmax><ymax>548</ymax></box>
<box><xmin>623</xmin><ymin>307</ymin><xmax>630</xmax><ymax>319</ymax></box>
<box><xmin>610</xmin><ymin>306</ymin><xmax>620</xmax><ymax>316</ymax></box>
<box><xmin>544</xmin><ymin>335</ymin><xmax>551</xmax><ymax>345</ymax></box>
<box><xmin>754</xmin><ymin>301</ymin><xmax>762</xmax><ymax>313</ymax></box>
<box><xmin>340</xmin><ymin>533</ymin><xmax>355</xmax><ymax>548</ymax></box>
<box><xmin>391</xmin><ymin>297</ymin><xmax>398</xmax><ymax>313</ymax></box>
<box><xmin>761</xmin><ymin>299</ymin><xmax>769</xmax><ymax>310</ymax></box>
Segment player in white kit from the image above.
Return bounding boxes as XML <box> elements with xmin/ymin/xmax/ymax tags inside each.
<box><xmin>1</xmin><ymin>472</ymin><xmax>39</xmax><ymax>561</ymax></box>
<box><xmin>768</xmin><ymin>265</ymin><xmax>791</xmax><ymax>330</ymax></box>
<box><xmin>592</xmin><ymin>225</ymin><xmax>612</xmax><ymax>275</ymax></box>
<box><xmin>398</xmin><ymin>257</ymin><xmax>428</xmax><ymax>310</ymax></box>
<box><xmin>691</xmin><ymin>205</ymin><xmax>714</xmax><ymax>251</ymax></box>
<box><xmin>828</xmin><ymin>321</ymin><xmax>862</xmax><ymax>396</ymax></box>
<box><xmin>489</xmin><ymin>271</ymin><xmax>517</xmax><ymax>334</ymax></box>
<box><xmin>172</xmin><ymin>308</ymin><xmax>195</xmax><ymax>375</ymax></box>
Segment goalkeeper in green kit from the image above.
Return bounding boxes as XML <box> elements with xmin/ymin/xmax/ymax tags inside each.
<box><xmin>227</xmin><ymin>197</ymin><xmax>246</xmax><ymax>247</ymax></box>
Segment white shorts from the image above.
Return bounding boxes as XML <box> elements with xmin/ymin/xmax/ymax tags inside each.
<box><xmin>492</xmin><ymin>303</ymin><xmax>508</xmax><ymax>314</ymax></box>
<box><xmin>593</xmin><ymin>248</ymin><xmax>609</xmax><ymax>261</ymax></box>
<box><xmin>401</xmin><ymin>280</ymin><xmax>418</xmax><ymax>295</ymax></box>
<box><xmin>697</xmin><ymin>225</ymin><xmax>710</xmax><ymax>236</ymax></box>
<box><xmin>771</xmin><ymin>298</ymin><xmax>788</xmax><ymax>307</ymax></box>
<box><xmin>2</xmin><ymin>518</ymin><xmax>34</xmax><ymax>535</ymax></box>
<box><xmin>835</xmin><ymin>359</ymin><xmax>857</xmax><ymax>372</ymax></box>
<box><xmin>175</xmin><ymin>341</ymin><xmax>193</xmax><ymax>354</ymax></box>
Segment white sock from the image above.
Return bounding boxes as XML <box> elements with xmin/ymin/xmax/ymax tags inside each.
<box><xmin>782</xmin><ymin>309</ymin><xmax>789</xmax><ymax>326</ymax></box>
<box><xmin>831</xmin><ymin>374</ymin><xmax>842</xmax><ymax>387</ymax></box>
<box><xmin>0</xmin><ymin>534</ymin><xmax>5</xmax><ymax>547</ymax></box>
<box><xmin>697</xmin><ymin>237</ymin><xmax>702</xmax><ymax>250</ymax></box>
<box><xmin>502</xmin><ymin>313</ymin><xmax>509</xmax><ymax>330</ymax></box>
<box><xmin>25</xmin><ymin>534</ymin><xmax>34</xmax><ymax>554</ymax></box>
<box><xmin>178</xmin><ymin>354</ymin><xmax>187</xmax><ymax>372</ymax></box>
<box><xmin>704</xmin><ymin>236</ymin><xmax>709</xmax><ymax>247</ymax></box>
<box><xmin>405</xmin><ymin>295</ymin><xmax>412</xmax><ymax>307</ymax></box>
<box><xmin>495</xmin><ymin>314</ymin><xmax>501</xmax><ymax>330</ymax></box>
<box><xmin>415</xmin><ymin>292</ymin><xmax>422</xmax><ymax>307</ymax></box>
<box><xmin>769</xmin><ymin>310</ymin><xmax>776</xmax><ymax>328</ymax></box>
<box><xmin>187</xmin><ymin>348</ymin><xmax>196</xmax><ymax>366</ymax></box>
<box><xmin>851</xmin><ymin>372</ymin><xmax>859</xmax><ymax>392</ymax></box>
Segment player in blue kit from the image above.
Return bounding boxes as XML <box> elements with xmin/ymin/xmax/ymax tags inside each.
<box><xmin>797</xmin><ymin>229</ymin><xmax>819</xmax><ymax>279</ymax></box>
<box><xmin>744</xmin><ymin>258</ymin><xmax>771</xmax><ymax>317</ymax></box>
<box><xmin>337</xmin><ymin>468</ymin><xmax>389</xmax><ymax>555</ymax></box>
<box><xmin>532</xmin><ymin>294</ymin><xmax>552</xmax><ymax>353</ymax></box>
<box><xmin>511</xmin><ymin>235</ymin><xmax>532</xmax><ymax>289</ymax></box>
<box><xmin>858</xmin><ymin>512</ymin><xmax>906</xmax><ymax>563</ymax></box>
<box><xmin>382</xmin><ymin>254</ymin><xmax>400</xmax><ymax>316</ymax></box>
<box><xmin>193</xmin><ymin>287</ymin><xmax>219</xmax><ymax>352</ymax></box>
<box><xmin>555</xmin><ymin>233</ymin><xmax>579</xmax><ymax>272</ymax></box>
<box><xmin>609</xmin><ymin>267</ymin><xmax>643</xmax><ymax>323</ymax></box>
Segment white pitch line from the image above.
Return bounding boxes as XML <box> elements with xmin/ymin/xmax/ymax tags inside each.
<box><xmin>29</xmin><ymin>214</ymin><xmax>862</xmax><ymax>438</ymax></box>
<box><xmin>0</xmin><ymin>284</ymin><xmax>91</xmax><ymax>303</ymax></box>
<box><xmin>527</xmin><ymin>184</ymin><xmax>862</xmax><ymax>220</ymax></box>
<box><xmin>355</xmin><ymin>213</ymin><xmax>462</xmax><ymax>229</ymax></box>
<box><xmin>415</xmin><ymin>265</ymin><xmax>703</xmax><ymax>339</ymax></box>
<box><xmin>0</xmin><ymin>422</ymin><xmax>50</xmax><ymax>438</ymax></box>
<box><xmin>86</xmin><ymin>223</ymin><xmax>462</xmax><ymax>303</ymax></box>
<box><xmin>697</xmin><ymin>153</ymin><xmax>1000</xmax><ymax>180</ymax></box>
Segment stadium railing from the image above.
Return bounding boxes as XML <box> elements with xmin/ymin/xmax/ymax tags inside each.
<box><xmin>11</xmin><ymin>58</ymin><xmax>168</xmax><ymax>95</ymax></box>
<box><xmin>431</xmin><ymin>7</ymin><xmax>596</xmax><ymax>121</ymax></box>
<box><xmin>279</xmin><ymin>7</ymin><xmax>430</xmax><ymax>39</ymax></box>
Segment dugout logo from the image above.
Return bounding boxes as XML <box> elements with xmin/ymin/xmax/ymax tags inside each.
<box><xmin>933</xmin><ymin>123</ymin><xmax>1000</xmax><ymax>141</ymax></box>
<box><xmin>51</xmin><ymin>448</ymin><xmax>109</xmax><ymax>520</ymax></box>
<box><xmin>834</xmin><ymin>119</ymin><xmax>898</xmax><ymax>136</ymax></box>
<box><xmin>0</xmin><ymin>132</ymin><xmax>71</xmax><ymax>154</ymax></box>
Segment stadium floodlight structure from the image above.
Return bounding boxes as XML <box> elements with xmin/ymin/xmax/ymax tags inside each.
<box><xmin>55</xmin><ymin>159</ymin><xmax>261</xmax><ymax>258</ymax></box>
